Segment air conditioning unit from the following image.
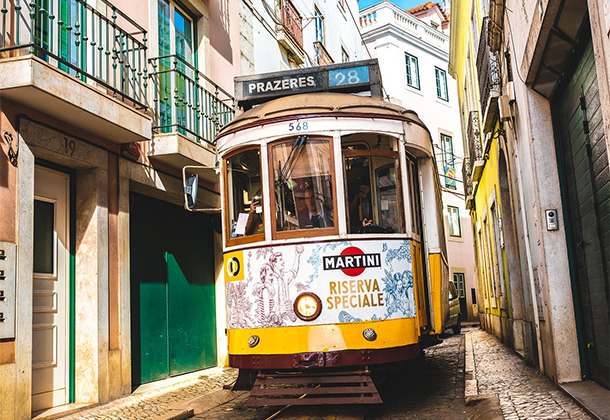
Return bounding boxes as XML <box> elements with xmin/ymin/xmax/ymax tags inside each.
<box><xmin>499</xmin><ymin>95</ymin><xmax>512</xmax><ymax>121</ymax></box>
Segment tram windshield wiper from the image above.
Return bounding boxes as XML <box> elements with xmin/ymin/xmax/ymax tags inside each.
<box><xmin>276</xmin><ymin>135</ymin><xmax>308</xmax><ymax>187</ymax></box>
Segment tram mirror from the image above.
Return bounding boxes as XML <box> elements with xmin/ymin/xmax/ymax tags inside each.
<box><xmin>185</xmin><ymin>173</ymin><xmax>199</xmax><ymax>210</ymax></box>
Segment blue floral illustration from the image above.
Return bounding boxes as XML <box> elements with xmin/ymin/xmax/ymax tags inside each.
<box><xmin>307</xmin><ymin>241</ymin><xmax>351</xmax><ymax>285</ymax></box>
<box><xmin>385</xmin><ymin>240</ymin><xmax>411</xmax><ymax>264</ymax></box>
<box><xmin>338</xmin><ymin>310</ymin><xmax>362</xmax><ymax>323</ymax></box>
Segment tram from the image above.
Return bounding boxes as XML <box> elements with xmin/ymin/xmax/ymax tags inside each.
<box><xmin>186</xmin><ymin>61</ymin><xmax>450</xmax><ymax>405</ymax></box>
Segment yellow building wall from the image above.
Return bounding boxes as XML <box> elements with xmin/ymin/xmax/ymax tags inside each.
<box><xmin>471</xmin><ymin>124</ymin><xmax>511</xmax><ymax>317</ymax></box>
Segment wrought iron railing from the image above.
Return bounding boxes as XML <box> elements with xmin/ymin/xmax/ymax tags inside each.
<box><xmin>149</xmin><ymin>55</ymin><xmax>235</xmax><ymax>146</ymax></box>
<box><xmin>462</xmin><ymin>157</ymin><xmax>473</xmax><ymax>196</ymax></box>
<box><xmin>476</xmin><ymin>17</ymin><xmax>501</xmax><ymax>113</ymax></box>
<box><xmin>279</xmin><ymin>0</ymin><xmax>303</xmax><ymax>47</ymax></box>
<box><xmin>467</xmin><ymin>110</ymin><xmax>482</xmax><ymax>162</ymax></box>
<box><xmin>313</xmin><ymin>41</ymin><xmax>333</xmax><ymax>66</ymax></box>
<box><xmin>1</xmin><ymin>0</ymin><xmax>148</xmax><ymax>110</ymax></box>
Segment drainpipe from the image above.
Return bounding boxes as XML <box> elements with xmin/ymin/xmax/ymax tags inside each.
<box><xmin>513</xmin><ymin>137</ymin><xmax>545</xmax><ymax>374</ymax></box>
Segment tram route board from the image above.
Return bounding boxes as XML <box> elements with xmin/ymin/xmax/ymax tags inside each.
<box><xmin>235</xmin><ymin>59</ymin><xmax>382</xmax><ymax>110</ymax></box>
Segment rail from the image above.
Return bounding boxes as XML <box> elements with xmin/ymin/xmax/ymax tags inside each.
<box><xmin>359</xmin><ymin>4</ymin><xmax>448</xmax><ymax>51</ymax></box>
<box><xmin>476</xmin><ymin>17</ymin><xmax>501</xmax><ymax>113</ymax></box>
<box><xmin>313</xmin><ymin>41</ymin><xmax>333</xmax><ymax>66</ymax></box>
<box><xmin>1</xmin><ymin>0</ymin><xmax>148</xmax><ymax>110</ymax></box>
<box><xmin>279</xmin><ymin>0</ymin><xmax>303</xmax><ymax>47</ymax></box>
<box><xmin>149</xmin><ymin>54</ymin><xmax>235</xmax><ymax>146</ymax></box>
<box><xmin>467</xmin><ymin>110</ymin><xmax>482</xmax><ymax>163</ymax></box>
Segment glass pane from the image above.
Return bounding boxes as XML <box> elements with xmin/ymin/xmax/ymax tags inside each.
<box><xmin>175</xmin><ymin>8</ymin><xmax>193</xmax><ymax>64</ymax></box>
<box><xmin>34</xmin><ymin>200</ymin><xmax>55</xmax><ymax>274</ymax></box>
<box><xmin>345</xmin><ymin>155</ymin><xmax>403</xmax><ymax>234</ymax></box>
<box><xmin>226</xmin><ymin>149</ymin><xmax>263</xmax><ymax>239</ymax></box>
<box><xmin>272</xmin><ymin>138</ymin><xmax>334</xmax><ymax>232</ymax></box>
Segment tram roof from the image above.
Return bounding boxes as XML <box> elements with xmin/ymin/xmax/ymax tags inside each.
<box><xmin>217</xmin><ymin>93</ymin><xmax>429</xmax><ymax>138</ymax></box>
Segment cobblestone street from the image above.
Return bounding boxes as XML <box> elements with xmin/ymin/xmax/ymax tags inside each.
<box><xmin>32</xmin><ymin>328</ymin><xmax>607</xmax><ymax>420</ymax></box>
<box><xmin>468</xmin><ymin>329</ymin><xmax>595</xmax><ymax>420</ymax></box>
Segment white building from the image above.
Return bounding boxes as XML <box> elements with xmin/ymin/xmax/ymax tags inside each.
<box><xmin>360</xmin><ymin>0</ymin><xmax>478</xmax><ymax>322</ymax></box>
<box><xmin>240</xmin><ymin>0</ymin><xmax>363</xmax><ymax>75</ymax></box>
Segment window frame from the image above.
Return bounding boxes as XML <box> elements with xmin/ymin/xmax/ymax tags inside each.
<box><xmin>448</xmin><ymin>205</ymin><xmax>461</xmax><ymax>237</ymax></box>
<box><xmin>435</xmin><ymin>67</ymin><xmax>449</xmax><ymax>101</ymax></box>
<box><xmin>223</xmin><ymin>146</ymin><xmax>266</xmax><ymax>247</ymax></box>
<box><xmin>314</xmin><ymin>6</ymin><xmax>325</xmax><ymax>44</ymax></box>
<box><xmin>405</xmin><ymin>53</ymin><xmax>420</xmax><ymax>90</ymax></box>
<box><xmin>268</xmin><ymin>136</ymin><xmax>338</xmax><ymax>240</ymax></box>
<box><xmin>342</xmin><ymin>149</ymin><xmax>405</xmax><ymax>235</ymax></box>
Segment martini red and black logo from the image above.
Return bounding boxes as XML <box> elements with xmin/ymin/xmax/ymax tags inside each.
<box><xmin>323</xmin><ymin>247</ymin><xmax>381</xmax><ymax>276</ymax></box>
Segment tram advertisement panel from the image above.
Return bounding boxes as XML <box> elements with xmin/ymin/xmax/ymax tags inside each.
<box><xmin>224</xmin><ymin>240</ymin><xmax>416</xmax><ymax>329</ymax></box>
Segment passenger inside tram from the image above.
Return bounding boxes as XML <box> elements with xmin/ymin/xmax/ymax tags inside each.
<box><xmin>245</xmin><ymin>191</ymin><xmax>263</xmax><ymax>235</ymax></box>
<box><xmin>343</xmin><ymin>135</ymin><xmax>403</xmax><ymax>234</ymax></box>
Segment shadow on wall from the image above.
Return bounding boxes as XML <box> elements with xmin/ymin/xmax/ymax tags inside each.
<box><xmin>210</xmin><ymin>0</ymin><xmax>233</xmax><ymax>64</ymax></box>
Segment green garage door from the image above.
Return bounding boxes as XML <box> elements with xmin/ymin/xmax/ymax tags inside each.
<box><xmin>130</xmin><ymin>192</ymin><xmax>217</xmax><ymax>386</ymax></box>
<box><xmin>554</xmin><ymin>39</ymin><xmax>609</xmax><ymax>388</ymax></box>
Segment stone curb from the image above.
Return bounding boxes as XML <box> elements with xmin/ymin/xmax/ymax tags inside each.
<box><xmin>464</xmin><ymin>331</ymin><xmax>478</xmax><ymax>399</ymax></box>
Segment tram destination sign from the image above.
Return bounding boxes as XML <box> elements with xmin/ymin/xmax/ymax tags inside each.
<box><xmin>235</xmin><ymin>59</ymin><xmax>382</xmax><ymax>110</ymax></box>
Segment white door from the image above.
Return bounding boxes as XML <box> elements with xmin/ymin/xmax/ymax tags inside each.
<box><xmin>32</xmin><ymin>167</ymin><xmax>70</xmax><ymax>412</ymax></box>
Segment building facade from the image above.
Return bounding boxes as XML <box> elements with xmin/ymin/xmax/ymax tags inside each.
<box><xmin>0</xmin><ymin>0</ymin><xmax>365</xmax><ymax>418</ymax></box>
<box><xmin>450</xmin><ymin>0</ymin><xmax>609</xmax><ymax>389</ymax></box>
<box><xmin>360</xmin><ymin>0</ymin><xmax>478</xmax><ymax>324</ymax></box>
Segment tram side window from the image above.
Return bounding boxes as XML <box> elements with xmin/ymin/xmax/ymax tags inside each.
<box><xmin>271</xmin><ymin>137</ymin><xmax>335</xmax><ymax>232</ymax></box>
<box><xmin>225</xmin><ymin>149</ymin><xmax>264</xmax><ymax>239</ymax></box>
<box><xmin>344</xmin><ymin>153</ymin><xmax>404</xmax><ymax>234</ymax></box>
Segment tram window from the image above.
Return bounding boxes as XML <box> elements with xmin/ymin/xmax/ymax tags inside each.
<box><xmin>344</xmin><ymin>153</ymin><xmax>404</xmax><ymax>234</ymax></box>
<box><xmin>225</xmin><ymin>148</ymin><xmax>264</xmax><ymax>240</ymax></box>
<box><xmin>270</xmin><ymin>137</ymin><xmax>335</xmax><ymax>234</ymax></box>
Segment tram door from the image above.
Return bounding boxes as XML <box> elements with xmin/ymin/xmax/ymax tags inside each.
<box><xmin>130</xmin><ymin>193</ymin><xmax>217</xmax><ymax>386</ymax></box>
<box><xmin>554</xmin><ymin>38</ymin><xmax>609</xmax><ymax>388</ymax></box>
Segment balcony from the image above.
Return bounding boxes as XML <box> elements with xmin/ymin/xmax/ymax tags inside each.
<box><xmin>313</xmin><ymin>41</ymin><xmax>333</xmax><ymax>66</ymax></box>
<box><xmin>0</xmin><ymin>0</ymin><xmax>150</xmax><ymax>143</ymax></box>
<box><xmin>476</xmin><ymin>17</ymin><xmax>501</xmax><ymax>132</ymax></box>
<box><xmin>148</xmin><ymin>55</ymin><xmax>235</xmax><ymax>168</ymax></box>
<box><xmin>359</xmin><ymin>3</ymin><xmax>449</xmax><ymax>52</ymax></box>
<box><xmin>462</xmin><ymin>111</ymin><xmax>486</xmax><ymax>197</ymax></box>
<box><xmin>462</xmin><ymin>157</ymin><xmax>474</xmax><ymax>208</ymax></box>
<box><xmin>276</xmin><ymin>0</ymin><xmax>304</xmax><ymax>64</ymax></box>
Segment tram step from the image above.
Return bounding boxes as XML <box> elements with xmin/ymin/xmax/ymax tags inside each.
<box><xmin>246</xmin><ymin>369</ymin><xmax>383</xmax><ymax>406</ymax></box>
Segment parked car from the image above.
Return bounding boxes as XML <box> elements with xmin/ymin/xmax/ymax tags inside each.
<box><xmin>447</xmin><ymin>280</ymin><xmax>462</xmax><ymax>334</ymax></box>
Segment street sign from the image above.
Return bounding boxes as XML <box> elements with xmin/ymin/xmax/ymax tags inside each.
<box><xmin>234</xmin><ymin>59</ymin><xmax>382</xmax><ymax>110</ymax></box>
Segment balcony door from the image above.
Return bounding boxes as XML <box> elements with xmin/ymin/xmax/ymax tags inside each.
<box><xmin>158</xmin><ymin>0</ymin><xmax>195</xmax><ymax>133</ymax></box>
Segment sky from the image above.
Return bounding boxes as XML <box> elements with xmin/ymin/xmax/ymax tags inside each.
<box><xmin>357</xmin><ymin>0</ymin><xmax>432</xmax><ymax>11</ymax></box>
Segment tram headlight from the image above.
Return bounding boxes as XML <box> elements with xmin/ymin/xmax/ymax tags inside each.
<box><xmin>293</xmin><ymin>292</ymin><xmax>322</xmax><ymax>321</ymax></box>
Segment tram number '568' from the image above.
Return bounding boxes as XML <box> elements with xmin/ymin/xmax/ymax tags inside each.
<box><xmin>288</xmin><ymin>122</ymin><xmax>309</xmax><ymax>132</ymax></box>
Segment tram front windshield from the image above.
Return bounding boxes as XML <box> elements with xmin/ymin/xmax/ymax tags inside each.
<box><xmin>224</xmin><ymin>134</ymin><xmax>406</xmax><ymax>243</ymax></box>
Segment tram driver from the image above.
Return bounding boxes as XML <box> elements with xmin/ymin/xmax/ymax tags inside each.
<box><xmin>299</xmin><ymin>187</ymin><xmax>333</xmax><ymax>229</ymax></box>
<box><xmin>245</xmin><ymin>191</ymin><xmax>264</xmax><ymax>235</ymax></box>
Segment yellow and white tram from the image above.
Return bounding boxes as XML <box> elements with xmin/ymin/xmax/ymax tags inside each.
<box><xmin>188</xmin><ymin>62</ymin><xmax>450</xmax><ymax>405</ymax></box>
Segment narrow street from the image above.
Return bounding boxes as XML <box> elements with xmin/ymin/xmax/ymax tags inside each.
<box><xmin>51</xmin><ymin>328</ymin><xmax>605</xmax><ymax>420</ymax></box>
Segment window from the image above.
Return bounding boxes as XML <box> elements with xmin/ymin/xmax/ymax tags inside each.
<box><xmin>341</xmin><ymin>47</ymin><xmax>349</xmax><ymax>63</ymax></box>
<box><xmin>343</xmin><ymin>152</ymin><xmax>403</xmax><ymax>234</ymax></box>
<box><xmin>441</xmin><ymin>134</ymin><xmax>456</xmax><ymax>189</ymax></box>
<box><xmin>436</xmin><ymin>67</ymin><xmax>449</xmax><ymax>101</ymax></box>
<box><xmin>448</xmin><ymin>206</ymin><xmax>461</xmax><ymax>236</ymax></box>
<box><xmin>158</xmin><ymin>0</ymin><xmax>195</xmax><ymax>132</ymax></box>
<box><xmin>454</xmin><ymin>273</ymin><xmax>466</xmax><ymax>298</ymax></box>
<box><xmin>314</xmin><ymin>7</ymin><xmax>325</xmax><ymax>44</ymax></box>
<box><xmin>225</xmin><ymin>148</ymin><xmax>264</xmax><ymax>243</ymax></box>
<box><xmin>405</xmin><ymin>53</ymin><xmax>420</xmax><ymax>89</ymax></box>
<box><xmin>271</xmin><ymin>137</ymin><xmax>335</xmax><ymax>236</ymax></box>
